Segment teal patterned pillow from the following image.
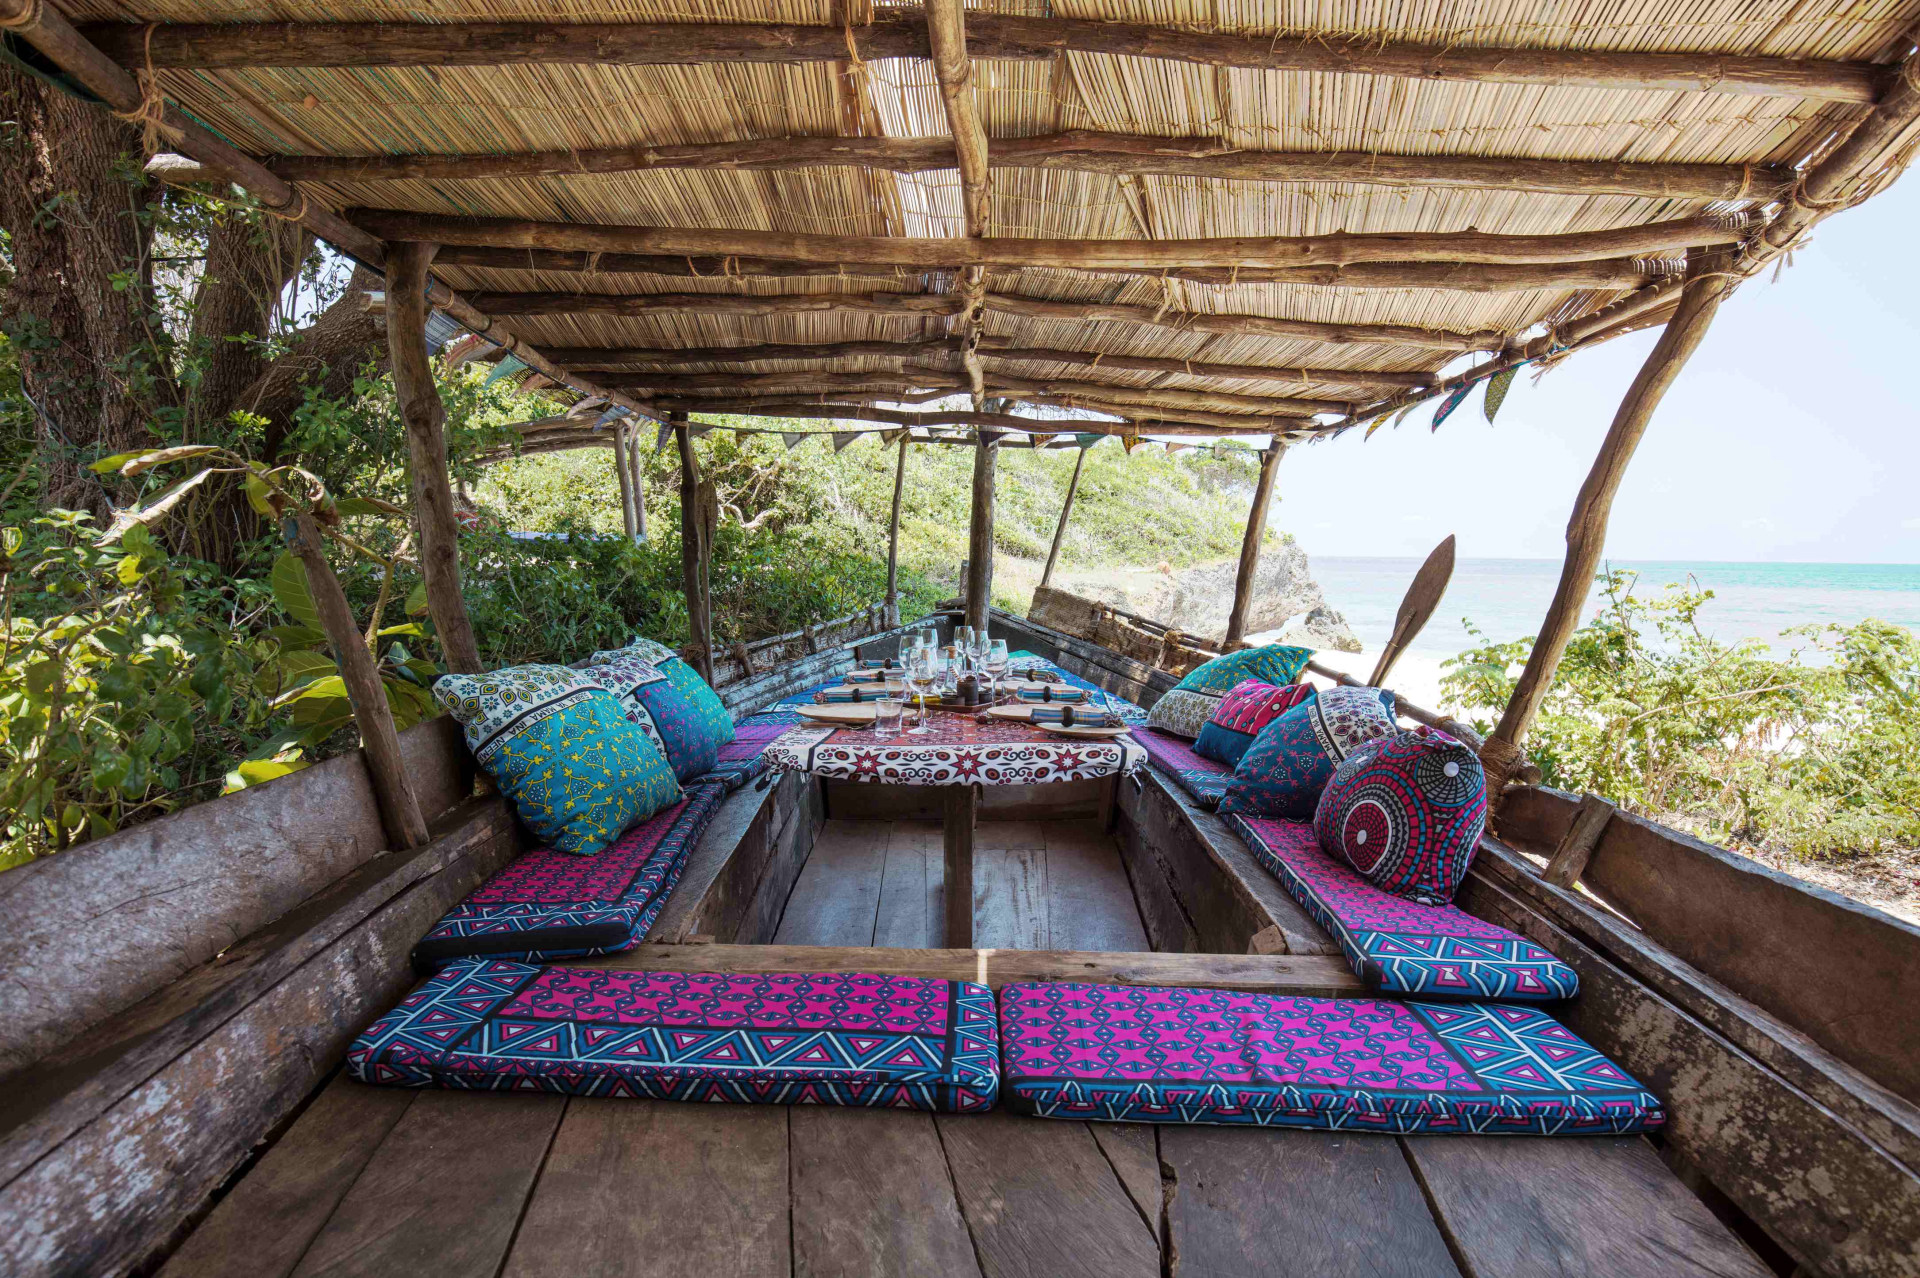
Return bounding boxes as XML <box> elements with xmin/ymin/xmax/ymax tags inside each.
<box><xmin>590</xmin><ymin>639</ymin><xmax>734</xmax><ymax>755</ymax></box>
<box><xmin>433</xmin><ymin>665</ymin><xmax>681</xmax><ymax>856</ymax></box>
<box><xmin>1173</xmin><ymin>644</ymin><xmax>1314</xmax><ymax>697</ymax></box>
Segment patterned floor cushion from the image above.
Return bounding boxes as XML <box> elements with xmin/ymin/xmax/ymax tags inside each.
<box><xmin>411</xmin><ymin>784</ymin><xmax>726</xmax><ymax>969</ymax></box>
<box><xmin>998</xmin><ymin>981</ymin><xmax>1660</xmax><ymax>1134</ymax></box>
<box><xmin>1232</xmin><ymin>815</ymin><xmax>1578</xmax><ymax>1001</ymax></box>
<box><xmin>352</xmin><ymin>961</ymin><xmax>1002</xmax><ymax>1111</ymax></box>
<box><xmin>1132</xmin><ymin>728</ymin><xmax>1235</xmax><ymax>809</ymax></box>
<box><xmin>690</xmin><ymin>715</ymin><xmax>790</xmax><ymax>791</ymax></box>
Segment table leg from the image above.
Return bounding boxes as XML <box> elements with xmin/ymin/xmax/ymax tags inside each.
<box><xmin>942</xmin><ymin>784</ymin><xmax>977</xmax><ymax>948</ymax></box>
<box><xmin>1098</xmin><ymin>774</ymin><xmax>1119</xmax><ymax>831</ymax></box>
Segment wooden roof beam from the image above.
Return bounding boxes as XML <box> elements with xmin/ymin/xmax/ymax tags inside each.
<box><xmin>654</xmin><ymin>400</ymin><xmax>1287</xmax><ymax>438</ymax></box>
<box><xmin>977</xmin><ymin>343</ymin><xmax>1435</xmax><ymax>389</ymax></box>
<box><xmin>551</xmin><ymin>339</ymin><xmax>962</xmax><ymax>367</ymax></box>
<box><xmin>978</xmin><ymin>372</ymin><xmax>1359</xmax><ymax>417</ymax></box>
<box><xmin>80</xmin><ymin>15</ymin><xmax>1891</xmax><ymax>102</ymax></box>
<box><xmin>348</xmin><ymin>208</ymin><xmax>1757</xmax><ymax>270</ymax></box>
<box><xmin>926</xmin><ymin>0</ymin><xmax>991</xmax><ymax>401</ymax></box>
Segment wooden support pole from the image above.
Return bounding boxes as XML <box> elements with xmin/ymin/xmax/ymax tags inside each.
<box><xmin>942</xmin><ymin>785</ymin><xmax>979</xmax><ymax>949</ymax></box>
<box><xmin>284</xmin><ymin>514</ymin><xmax>430</xmax><ymax>850</ymax></box>
<box><xmin>885</xmin><ymin>434</ymin><xmax>908</xmax><ymax>627</ymax></box>
<box><xmin>613</xmin><ymin>422</ymin><xmax>639</xmax><ymax>539</ymax></box>
<box><xmin>385</xmin><ymin>241</ymin><xmax>483</xmax><ymax>675</ymax></box>
<box><xmin>673</xmin><ymin>417</ymin><xmax>714</xmax><ymax>684</ymax></box>
<box><xmin>1040</xmin><ymin>446</ymin><xmax>1088</xmax><ymax>590</ymax></box>
<box><xmin>627</xmin><ymin>425</ymin><xmax>649</xmax><ymax>541</ymax></box>
<box><xmin>1542</xmin><ymin>793</ymin><xmax>1618</xmax><ymax>888</ymax></box>
<box><xmin>1224</xmin><ymin>442</ymin><xmax>1286</xmax><ymax>648</ymax></box>
<box><xmin>964</xmin><ymin>434</ymin><xmax>998</xmax><ymax>632</ymax></box>
<box><xmin>1479</xmin><ymin>262</ymin><xmax>1734</xmax><ymax>796</ymax></box>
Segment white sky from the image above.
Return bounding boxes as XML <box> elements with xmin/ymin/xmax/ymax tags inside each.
<box><xmin>1277</xmin><ymin>171</ymin><xmax>1920</xmax><ymax>565</ymax></box>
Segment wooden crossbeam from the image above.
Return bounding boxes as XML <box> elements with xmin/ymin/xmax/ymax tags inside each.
<box><xmin>987</xmin><ymin>294</ymin><xmax>1501</xmax><ymax>351</ymax></box>
<box><xmin>80</xmin><ymin>15</ymin><xmax>1890</xmax><ymax>102</ymax></box>
<box><xmin>349</xmin><ymin>207</ymin><xmax>1753</xmax><ymax>270</ymax></box>
<box><xmin>652</xmin><ymin>398</ymin><xmax>1286</xmax><ymax>437</ymax></box>
<box><xmin>194</xmin><ymin>130</ymin><xmax>1793</xmax><ymax>202</ymax></box>
<box><xmin>610</xmin><ymin>369</ymin><xmax>966</xmax><ymax>395</ymax></box>
<box><xmin>980</xmin><ymin>372</ymin><xmax>1360</xmax><ymax>417</ymax></box>
<box><xmin>979</xmin><ymin>343</ymin><xmax>1435</xmax><ymax>389</ymax></box>
<box><xmin>462</xmin><ymin>290</ymin><xmax>963</xmax><ymax>320</ymax></box>
<box><xmin>551</xmin><ymin>339</ymin><xmax>960</xmax><ymax>367</ymax></box>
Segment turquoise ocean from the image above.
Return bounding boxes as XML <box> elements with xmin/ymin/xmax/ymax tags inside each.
<box><xmin>1306</xmin><ymin>558</ymin><xmax>1920</xmax><ymax>663</ymax></box>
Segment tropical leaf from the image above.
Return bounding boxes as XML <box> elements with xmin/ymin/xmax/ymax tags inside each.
<box><xmin>332</xmin><ymin>496</ymin><xmax>408</xmax><ymax>519</ymax></box>
<box><xmin>377</xmin><ymin>622</ymin><xmax>426</xmax><ymax>638</ymax></box>
<box><xmin>404</xmin><ymin>581</ymin><xmax>430</xmax><ymax>616</ymax></box>
<box><xmin>275</xmin><ymin>651</ymin><xmax>338</xmax><ymax>685</ymax></box>
<box><xmin>263</xmin><ymin>623</ymin><xmax>326</xmax><ymax>649</ymax></box>
<box><xmin>242</xmin><ymin>471</ymin><xmax>277</xmax><ymax>516</ymax></box>
<box><xmin>222</xmin><ymin>757</ymin><xmax>310</xmax><ymax>794</ymax></box>
<box><xmin>99</xmin><ymin>469</ymin><xmax>217</xmax><ymax>543</ymax></box>
<box><xmin>270</xmin><ymin>552</ymin><xmax>322</xmax><ymax>631</ymax></box>
<box><xmin>1483</xmin><ymin>367</ymin><xmax>1518</xmax><ymax>422</ymax></box>
<box><xmin>118</xmin><ymin>445</ymin><xmax>224</xmax><ymax>477</ymax></box>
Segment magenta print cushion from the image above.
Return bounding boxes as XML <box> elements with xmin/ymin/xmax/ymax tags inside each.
<box><xmin>1314</xmin><ymin>728</ymin><xmax>1488</xmax><ymax>905</ymax></box>
<box><xmin>1218</xmin><ymin>685</ymin><xmax>1398</xmax><ymax>819</ymax></box>
<box><xmin>997</xmin><ymin>981</ymin><xmax>1657</xmax><ymax>1133</ymax></box>
<box><xmin>1192</xmin><ymin>679</ymin><xmax>1316</xmax><ymax>768</ymax></box>
<box><xmin>352</xmin><ymin>960</ymin><xmax>1001</xmax><ymax>1112</ymax></box>
<box><xmin>1132</xmin><ymin>728</ymin><xmax>1235</xmax><ymax>809</ymax></box>
<box><xmin>1232</xmin><ymin>815</ymin><xmax>1576</xmax><ymax>1001</ymax></box>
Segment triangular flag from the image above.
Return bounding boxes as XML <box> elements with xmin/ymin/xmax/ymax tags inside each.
<box><xmin>481</xmin><ymin>354</ymin><xmax>527</xmax><ymax>387</ymax></box>
<box><xmin>1029</xmin><ymin>432</ymin><xmax>1057</xmax><ymax>449</ymax></box>
<box><xmin>1364</xmin><ymin>416</ymin><xmax>1389</xmax><ymax>441</ymax></box>
<box><xmin>1430</xmin><ymin>380</ymin><xmax>1476</xmax><ymax>431</ymax></box>
<box><xmin>1483</xmin><ymin>366</ymin><xmax>1517</xmax><ymax>422</ymax></box>
<box><xmin>1121</xmin><ymin>431</ymin><xmax>1139</xmax><ymax>454</ymax></box>
<box><xmin>594</xmin><ymin>406</ymin><xmax>623</xmax><ymax>427</ymax></box>
<box><xmin>1165</xmin><ymin>441</ymin><xmax>1192</xmax><ymax>453</ymax></box>
<box><xmin>422</xmin><ymin>309</ymin><xmax>462</xmax><ymax>354</ymax></box>
<box><xmin>783</xmin><ymin>432</ymin><xmax>807</xmax><ymax>450</ymax></box>
<box><xmin>832</xmin><ymin>431</ymin><xmax>859</xmax><ymax>453</ymax></box>
<box><xmin>1074</xmin><ymin>432</ymin><xmax>1104</xmax><ymax>450</ymax></box>
<box><xmin>655</xmin><ymin>421</ymin><xmax>673</xmax><ymax>451</ymax></box>
<box><xmin>690</xmin><ymin>423</ymin><xmax>714</xmax><ymax>438</ymax></box>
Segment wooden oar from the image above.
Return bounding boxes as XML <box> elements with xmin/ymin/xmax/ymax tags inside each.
<box><xmin>1369</xmin><ymin>534</ymin><xmax>1456</xmax><ymax>687</ymax></box>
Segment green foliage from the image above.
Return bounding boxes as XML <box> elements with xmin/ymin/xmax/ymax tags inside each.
<box><xmin>1440</xmin><ymin>571</ymin><xmax>1920</xmax><ymax>861</ymax></box>
<box><xmin>0</xmin><ymin>512</ymin><xmax>278</xmax><ymax>869</ymax></box>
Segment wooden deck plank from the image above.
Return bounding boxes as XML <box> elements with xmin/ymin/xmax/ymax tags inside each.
<box><xmin>1163</xmin><ymin>1127</ymin><xmax>1460</xmax><ymax>1278</ymax></box>
<box><xmin>1087</xmin><ymin>1123</ymin><xmax>1162</xmax><ymax>1242</ymax></box>
<box><xmin>290</xmin><ymin>1091</ymin><xmax>564</xmax><ymax>1278</ymax></box>
<box><xmin>874</xmin><ymin>820</ymin><xmax>942</xmax><ymax>949</ymax></box>
<box><xmin>501</xmin><ymin>1099</ymin><xmax>789</xmax><ymax>1278</ymax></box>
<box><xmin>1402</xmin><ymin>1136</ymin><xmax>1770</xmax><ymax>1278</ymax></box>
<box><xmin>158</xmin><ymin>1079</ymin><xmax>416</xmax><ymax>1278</ymax></box>
<box><xmin>934</xmin><ymin>1111</ymin><xmax>1160</xmax><ymax>1278</ymax></box>
<box><xmin>791</xmin><ymin>1107</ymin><xmax>981</xmax><ymax>1278</ymax></box>
<box><xmin>560</xmin><ymin>943</ymin><xmax>1363</xmax><ymax>996</ymax></box>
<box><xmin>774</xmin><ymin>818</ymin><xmax>891</xmax><ymax>946</ymax></box>
<box><xmin>973</xmin><ymin>842</ymin><xmax>1049</xmax><ymax>950</ymax></box>
<box><xmin>1043</xmin><ymin>820</ymin><xmax>1151</xmax><ymax>952</ymax></box>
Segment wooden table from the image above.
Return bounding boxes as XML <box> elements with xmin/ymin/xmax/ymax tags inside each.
<box><xmin>765</xmin><ymin>708</ymin><xmax>1145</xmax><ymax>946</ymax></box>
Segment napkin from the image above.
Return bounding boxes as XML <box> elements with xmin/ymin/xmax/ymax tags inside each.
<box><xmin>1015</xmin><ymin>685</ymin><xmax>1089</xmax><ymax>704</ymax></box>
<box><xmin>819</xmin><ymin>686</ymin><xmax>894</xmax><ymax>703</ymax></box>
<box><xmin>1027</xmin><ymin>705</ymin><xmax>1120</xmax><ymax>726</ymax></box>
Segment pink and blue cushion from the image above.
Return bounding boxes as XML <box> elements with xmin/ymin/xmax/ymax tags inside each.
<box><xmin>411</xmin><ymin>784</ymin><xmax>726</xmax><ymax>969</ymax></box>
<box><xmin>587</xmin><ymin>653</ymin><xmax>721</xmax><ymax>783</ymax></box>
<box><xmin>351</xmin><ymin>961</ymin><xmax>1002</xmax><ymax>1111</ymax></box>
<box><xmin>1316</xmin><ymin>728</ymin><xmax>1488</xmax><ymax>906</ymax></box>
<box><xmin>1231</xmin><ymin>816</ymin><xmax>1578</xmax><ymax>1001</ymax></box>
<box><xmin>1132</xmin><ymin>727</ymin><xmax>1235</xmax><ymax>809</ymax></box>
<box><xmin>1218</xmin><ymin>685</ymin><xmax>1398</xmax><ymax>820</ymax></box>
<box><xmin>997</xmin><ymin>981</ymin><xmax>1656</xmax><ymax>1133</ymax></box>
<box><xmin>1192</xmin><ymin>679</ymin><xmax>1316</xmax><ymax>768</ymax></box>
<box><xmin>691</xmin><ymin>715</ymin><xmax>790</xmax><ymax>791</ymax></box>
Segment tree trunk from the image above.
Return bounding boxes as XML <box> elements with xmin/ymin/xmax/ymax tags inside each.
<box><xmin>0</xmin><ymin>67</ymin><xmax>163</xmax><ymax>518</ymax></box>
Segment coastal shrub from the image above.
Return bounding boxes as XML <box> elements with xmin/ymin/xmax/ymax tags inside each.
<box><xmin>1440</xmin><ymin>571</ymin><xmax>1920</xmax><ymax>861</ymax></box>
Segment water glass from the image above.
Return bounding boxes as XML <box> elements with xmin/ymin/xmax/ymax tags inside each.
<box><xmin>873</xmin><ymin>695</ymin><xmax>902</xmax><ymax>740</ymax></box>
<box><xmin>983</xmin><ymin>639</ymin><xmax>1009</xmax><ymax>700</ymax></box>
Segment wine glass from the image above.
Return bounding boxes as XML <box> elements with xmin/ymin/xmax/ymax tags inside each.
<box><xmin>983</xmin><ymin>639</ymin><xmax>1009</xmax><ymax>702</ymax></box>
<box><xmin>955</xmin><ymin>625</ymin><xmax>976</xmax><ymax>670</ymax></box>
<box><xmin>965</xmin><ymin>625</ymin><xmax>988</xmax><ymax>672</ymax></box>
<box><xmin>904</xmin><ymin>644</ymin><xmax>937</xmax><ymax>734</ymax></box>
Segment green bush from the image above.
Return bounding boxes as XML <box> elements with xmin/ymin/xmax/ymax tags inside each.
<box><xmin>1440</xmin><ymin>571</ymin><xmax>1920</xmax><ymax>861</ymax></box>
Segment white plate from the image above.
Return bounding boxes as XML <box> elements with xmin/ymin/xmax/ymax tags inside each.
<box><xmin>795</xmin><ymin>703</ymin><xmax>879</xmax><ymax>725</ymax></box>
<box><xmin>1034</xmin><ymin>722</ymin><xmax>1130</xmax><ymax>739</ymax></box>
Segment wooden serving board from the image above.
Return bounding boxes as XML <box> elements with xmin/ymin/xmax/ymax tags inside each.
<box><xmin>795</xmin><ymin>704</ymin><xmax>879</xmax><ymax>725</ymax></box>
<box><xmin>1034</xmin><ymin>723</ymin><xmax>1130</xmax><ymax>739</ymax></box>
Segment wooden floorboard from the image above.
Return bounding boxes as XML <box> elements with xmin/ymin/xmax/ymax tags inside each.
<box><xmin>773</xmin><ymin>819</ymin><xmax>890</xmax><ymax>946</ymax></box>
<box><xmin>500</xmin><ymin>1099</ymin><xmax>790</xmax><ymax>1278</ymax></box>
<box><xmin>1162</xmin><ymin>1127</ymin><xmax>1461</xmax><ymax>1278</ymax></box>
<box><xmin>289</xmin><ymin>1091</ymin><xmax>563</xmax><ymax>1278</ymax></box>
<box><xmin>1044</xmin><ymin>820</ymin><xmax>1151</xmax><ymax>952</ymax></box>
<box><xmin>1087</xmin><ymin>1123</ymin><xmax>1163</xmax><ymax>1243</ymax></box>
<box><xmin>791</xmin><ymin>1107</ymin><xmax>982</xmax><ymax>1278</ymax></box>
<box><xmin>935</xmin><ymin>1111</ymin><xmax>1160</xmax><ymax>1278</ymax></box>
<box><xmin>973</xmin><ymin>841</ymin><xmax>1049</xmax><ymax>950</ymax></box>
<box><xmin>158</xmin><ymin>1078</ymin><xmax>416</xmax><ymax>1278</ymax></box>
<box><xmin>1401</xmin><ymin>1136</ymin><xmax>1771</xmax><ymax>1278</ymax></box>
<box><xmin>873</xmin><ymin>820</ymin><xmax>942</xmax><ymax>948</ymax></box>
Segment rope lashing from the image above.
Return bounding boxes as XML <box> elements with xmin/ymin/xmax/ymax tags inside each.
<box><xmin>111</xmin><ymin>26</ymin><xmax>185</xmax><ymax>155</ymax></box>
<box><xmin>0</xmin><ymin>0</ymin><xmax>44</xmax><ymax>28</ymax></box>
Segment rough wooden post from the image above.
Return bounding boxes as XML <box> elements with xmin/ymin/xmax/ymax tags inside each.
<box><xmin>385</xmin><ymin>239</ymin><xmax>483</xmax><ymax>674</ymax></box>
<box><xmin>1479</xmin><ymin>262</ymin><xmax>1733</xmax><ymax>796</ymax></box>
<box><xmin>285</xmin><ymin>513</ymin><xmax>430</xmax><ymax>850</ymax></box>
<box><xmin>885</xmin><ymin>432</ymin><xmax>908</xmax><ymax>627</ymax></box>
<box><xmin>964</xmin><ymin>432</ymin><xmax>998</xmax><ymax>632</ymax></box>
<box><xmin>627</xmin><ymin>423</ymin><xmax>649</xmax><ymax>541</ymax></box>
<box><xmin>674</xmin><ymin>415</ymin><xmax>714</xmax><ymax>684</ymax></box>
<box><xmin>1039</xmin><ymin>445</ymin><xmax>1088</xmax><ymax>590</ymax></box>
<box><xmin>1224</xmin><ymin>441</ymin><xmax>1286</xmax><ymax>649</ymax></box>
<box><xmin>612</xmin><ymin>421</ymin><xmax>639</xmax><ymax>540</ymax></box>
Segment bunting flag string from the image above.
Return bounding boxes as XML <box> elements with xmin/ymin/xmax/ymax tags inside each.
<box><xmin>832</xmin><ymin>431</ymin><xmax>859</xmax><ymax>453</ymax></box>
<box><xmin>1029</xmin><ymin>433</ymin><xmax>1056</xmax><ymax>449</ymax></box>
<box><xmin>1483</xmin><ymin>366</ymin><xmax>1518</xmax><ymax>422</ymax></box>
<box><xmin>1430</xmin><ymin>379</ymin><xmax>1478</xmax><ymax>431</ymax></box>
<box><xmin>782</xmin><ymin>432</ymin><xmax>807</xmax><ymax>450</ymax></box>
<box><xmin>1120</xmin><ymin>431</ymin><xmax>1140</xmax><ymax>454</ymax></box>
<box><xmin>481</xmin><ymin>354</ymin><xmax>527</xmax><ymax>387</ymax></box>
<box><xmin>689</xmin><ymin>423</ymin><xmax>714</xmax><ymax>438</ymax></box>
<box><xmin>655</xmin><ymin>422</ymin><xmax>674</xmax><ymax>451</ymax></box>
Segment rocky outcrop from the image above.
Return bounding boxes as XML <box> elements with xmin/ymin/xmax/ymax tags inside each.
<box><xmin>1056</xmin><ymin>538</ymin><xmax>1361</xmax><ymax>651</ymax></box>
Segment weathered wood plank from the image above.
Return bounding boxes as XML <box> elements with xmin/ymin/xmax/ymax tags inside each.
<box><xmin>824</xmin><ymin>778</ymin><xmax>1104</xmax><ymax>821</ymax></box>
<box><xmin>1087</xmin><ymin>1123</ymin><xmax>1162</xmax><ymax>1243</ymax></box>
<box><xmin>733</xmin><ymin>773</ymin><xmax>822</xmax><ymax>944</ymax></box>
<box><xmin>945</xmin><ymin>785</ymin><xmax>979</xmax><ymax>949</ymax></box>
<box><xmin>1458</xmin><ymin>867</ymin><xmax>1920</xmax><ymax>1278</ymax></box>
<box><xmin>646</xmin><ymin>771</ymin><xmax>778</xmax><ymax>942</ymax></box>
<box><xmin>791</xmin><ymin>1108</ymin><xmax>980</xmax><ymax>1278</ymax></box>
<box><xmin>1162</xmin><ymin>1127</ymin><xmax>1459</xmax><ymax>1277</ymax></box>
<box><xmin>1402</xmin><ymin>1136</ymin><xmax>1769</xmax><ymax>1278</ymax></box>
<box><xmin>874</xmin><ymin>821</ymin><xmax>943</xmax><ymax>948</ymax></box>
<box><xmin>774</xmin><ymin>818</ymin><xmax>890</xmax><ymax>946</ymax></box>
<box><xmin>1043</xmin><ymin>820</ymin><xmax>1151</xmax><ymax>952</ymax></box>
<box><xmin>1502</xmin><ymin>785</ymin><xmax>1920</xmax><ymax>1106</ymax></box>
<box><xmin>0</xmin><ymin>804</ymin><xmax>519</xmax><ymax>1278</ymax></box>
<box><xmin>973</xmin><ymin>843</ymin><xmax>1048</xmax><ymax>950</ymax></box>
<box><xmin>558</xmin><ymin>943</ymin><xmax>1362</xmax><ymax>995</ymax></box>
<box><xmin>935</xmin><ymin>1111</ymin><xmax>1160</xmax><ymax>1278</ymax></box>
<box><xmin>500</xmin><ymin>1099</ymin><xmax>788</xmax><ymax>1278</ymax></box>
<box><xmin>292</xmin><ymin>1091</ymin><xmax>563</xmax><ymax>1278</ymax></box>
<box><xmin>157</xmin><ymin>1079</ymin><xmax>416</xmax><ymax>1278</ymax></box>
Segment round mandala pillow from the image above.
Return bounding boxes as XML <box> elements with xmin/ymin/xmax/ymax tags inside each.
<box><xmin>1313</xmin><ymin>728</ymin><xmax>1488</xmax><ymax>905</ymax></box>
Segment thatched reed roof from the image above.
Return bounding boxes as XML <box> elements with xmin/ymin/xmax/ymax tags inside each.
<box><xmin>35</xmin><ymin>0</ymin><xmax>1920</xmax><ymax>439</ymax></box>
